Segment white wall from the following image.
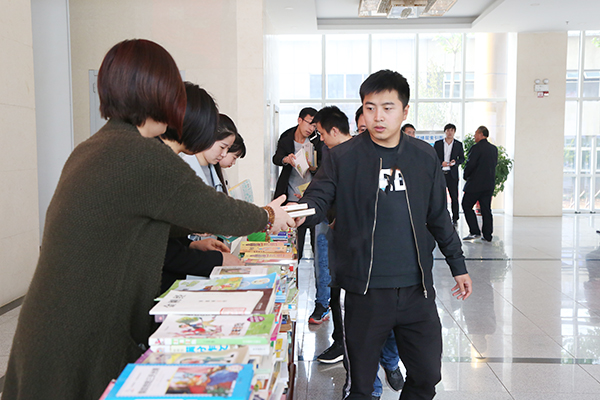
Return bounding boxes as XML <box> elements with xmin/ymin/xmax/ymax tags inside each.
<box><xmin>0</xmin><ymin>0</ymin><xmax>40</xmax><ymax>306</ymax></box>
<box><xmin>511</xmin><ymin>32</ymin><xmax>567</xmax><ymax>216</ymax></box>
<box><xmin>32</xmin><ymin>0</ymin><xmax>74</xmax><ymax>240</ymax></box>
<box><xmin>69</xmin><ymin>0</ymin><xmax>269</xmax><ymax>204</ymax></box>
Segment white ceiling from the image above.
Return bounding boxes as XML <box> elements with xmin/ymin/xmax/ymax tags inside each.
<box><xmin>265</xmin><ymin>0</ymin><xmax>600</xmax><ymax>34</ymax></box>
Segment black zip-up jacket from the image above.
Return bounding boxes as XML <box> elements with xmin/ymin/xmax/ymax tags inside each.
<box><xmin>300</xmin><ymin>131</ymin><xmax>467</xmax><ymax>296</ymax></box>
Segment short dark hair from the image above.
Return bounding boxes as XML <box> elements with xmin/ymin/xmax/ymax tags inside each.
<box><xmin>298</xmin><ymin>107</ymin><xmax>318</xmax><ymax>120</ymax></box>
<box><xmin>401</xmin><ymin>123</ymin><xmax>415</xmax><ymax>133</ymax></box>
<box><xmin>313</xmin><ymin>106</ymin><xmax>350</xmax><ymax>135</ymax></box>
<box><xmin>477</xmin><ymin>125</ymin><xmax>490</xmax><ymax>137</ymax></box>
<box><xmin>444</xmin><ymin>123</ymin><xmax>456</xmax><ymax>132</ymax></box>
<box><xmin>359</xmin><ymin>69</ymin><xmax>410</xmax><ymax>108</ymax></box>
<box><xmin>355</xmin><ymin>106</ymin><xmax>364</xmax><ymax>126</ymax></box>
<box><xmin>215</xmin><ymin>114</ymin><xmax>238</xmax><ymax>141</ymax></box>
<box><xmin>228</xmin><ymin>132</ymin><xmax>246</xmax><ymax>158</ymax></box>
<box><xmin>98</xmin><ymin>39</ymin><xmax>186</xmax><ymax>135</ymax></box>
<box><xmin>161</xmin><ymin>82</ymin><xmax>218</xmax><ymax>153</ymax></box>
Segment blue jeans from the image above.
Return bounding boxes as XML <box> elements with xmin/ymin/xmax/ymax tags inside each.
<box><xmin>314</xmin><ymin>221</ymin><xmax>331</xmax><ymax>307</ymax></box>
<box><xmin>372</xmin><ymin>331</ymin><xmax>400</xmax><ymax>397</ymax></box>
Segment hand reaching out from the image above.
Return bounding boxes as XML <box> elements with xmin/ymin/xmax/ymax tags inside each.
<box><xmin>189</xmin><ymin>238</ymin><xmax>230</xmax><ymax>253</ymax></box>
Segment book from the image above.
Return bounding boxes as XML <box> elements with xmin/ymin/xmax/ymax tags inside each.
<box><xmin>228</xmin><ymin>179</ymin><xmax>253</xmax><ymax>203</ymax></box>
<box><xmin>149</xmin><ymin>314</ymin><xmax>276</xmax><ymax>347</ymax></box>
<box><xmin>293</xmin><ymin>146</ymin><xmax>310</xmax><ymax>178</ymax></box>
<box><xmin>281</xmin><ymin>203</ymin><xmax>307</xmax><ymax>212</ymax></box>
<box><xmin>136</xmin><ymin>347</ymin><xmax>249</xmax><ymax>365</ymax></box>
<box><xmin>209</xmin><ymin>266</ymin><xmax>283</xmax><ymax>279</ymax></box>
<box><xmin>150</xmin><ymin>343</ymin><xmax>272</xmax><ymax>357</ymax></box>
<box><xmin>104</xmin><ymin>363</ymin><xmax>254</xmax><ymax>400</ymax></box>
<box><xmin>286</xmin><ymin>208</ymin><xmax>315</xmax><ymax>218</ymax></box>
<box><xmin>150</xmin><ymin>291</ymin><xmax>264</xmax><ymax>316</ymax></box>
<box><xmin>153</xmin><ymin>289</ymin><xmax>274</xmax><ymax>323</ymax></box>
<box><xmin>240</xmin><ymin>242</ymin><xmax>288</xmax><ymax>251</ymax></box>
<box><xmin>157</xmin><ymin>277</ymin><xmax>243</xmax><ymax>300</ymax></box>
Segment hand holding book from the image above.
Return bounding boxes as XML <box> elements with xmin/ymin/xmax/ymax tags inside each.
<box><xmin>264</xmin><ymin>195</ymin><xmax>300</xmax><ymax>234</ymax></box>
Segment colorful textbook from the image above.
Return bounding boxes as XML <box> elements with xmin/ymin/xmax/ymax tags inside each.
<box><xmin>149</xmin><ymin>314</ymin><xmax>276</xmax><ymax>347</ymax></box>
<box><xmin>137</xmin><ymin>347</ymin><xmax>250</xmax><ymax>365</ymax></box>
<box><xmin>150</xmin><ymin>291</ymin><xmax>263</xmax><ymax>317</ymax></box>
<box><xmin>104</xmin><ymin>363</ymin><xmax>254</xmax><ymax>400</ymax></box>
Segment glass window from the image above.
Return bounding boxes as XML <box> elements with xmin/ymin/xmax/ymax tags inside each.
<box><xmin>566</xmin><ymin>32</ymin><xmax>580</xmax><ymax>98</ymax></box>
<box><xmin>372</xmin><ymin>34</ymin><xmax>416</xmax><ymax>91</ymax></box>
<box><xmin>464</xmin><ymin>102</ymin><xmax>507</xmax><ymax>146</ymax></box>
<box><xmin>464</xmin><ymin>33</ymin><xmax>508</xmax><ymax>99</ymax></box>
<box><xmin>419</xmin><ymin>33</ymin><xmax>463</xmax><ymax>99</ymax></box>
<box><xmin>563</xmin><ymin>176</ymin><xmax>576</xmax><ymax>210</ymax></box>
<box><xmin>579</xmin><ymin>177</ymin><xmax>591</xmax><ymax>210</ymax></box>
<box><xmin>417</xmin><ymin>102</ymin><xmax>461</xmax><ymax>132</ymax></box>
<box><xmin>325</xmin><ymin>35</ymin><xmax>369</xmax><ymax>99</ymax></box>
<box><xmin>583</xmin><ymin>32</ymin><xmax>600</xmax><ymax>98</ymax></box>
<box><xmin>581</xmin><ymin>101</ymin><xmax>600</xmax><ymax>137</ymax></box>
<box><xmin>278</xmin><ymin>35</ymin><xmax>323</xmax><ymax>99</ymax></box>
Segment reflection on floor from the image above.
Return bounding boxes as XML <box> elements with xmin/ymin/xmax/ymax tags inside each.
<box><xmin>1</xmin><ymin>215</ymin><xmax>600</xmax><ymax>399</ymax></box>
<box><xmin>293</xmin><ymin>214</ymin><xmax>600</xmax><ymax>400</ymax></box>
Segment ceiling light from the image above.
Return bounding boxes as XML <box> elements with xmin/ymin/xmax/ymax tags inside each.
<box><xmin>359</xmin><ymin>0</ymin><xmax>457</xmax><ymax>18</ymax></box>
<box><xmin>422</xmin><ymin>0</ymin><xmax>458</xmax><ymax>17</ymax></box>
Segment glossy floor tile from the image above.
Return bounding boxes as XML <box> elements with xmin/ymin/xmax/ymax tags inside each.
<box><xmin>3</xmin><ymin>214</ymin><xmax>600</xmax><ymax>399</ymax></box>
<box><xmin>293</xmin><ymin>214</ymin><xmax>600</xmax><ymax>400</ymax></box>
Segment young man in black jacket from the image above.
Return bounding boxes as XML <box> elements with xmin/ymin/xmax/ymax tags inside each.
<box><xmin>299</xmin><ymin>70</ymin><xmax>472</xmax><ymax>400</ymax></box>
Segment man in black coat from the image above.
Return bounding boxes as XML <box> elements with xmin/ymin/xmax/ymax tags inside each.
<box><xmin>434</xmin><ymin>123</ymin><xmax>464</xmax><ymax>225</ymax></box>
<box><xmin>462</xmin><ymin>125</ymin><xmax>498</xmax><ymax>242</ymax></box>
<box><xmin>272</xmin><ymin>107</ymin><xmax>323</xmax><ymax>260</ymax></box>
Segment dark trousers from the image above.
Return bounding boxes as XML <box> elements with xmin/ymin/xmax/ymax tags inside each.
<box><xmin>342</xmin><ymin>286</ymin><xmax>442</xmax><ymax>400</ymax></box>
<box><xmin>444</xmin><ymin>172</ymin><xmax>459</xmax><ymax>222</ymax></box>
<box><xmin>330</xmin><ymin>286</ymin><xmax>343</xmax><ymax>343</ymax></box>
<box><xmin>462</xmin><ymin>189</ymin><xmax>494</xmax><ymax>240</ymax></box>
<box><xmin>296</xmin><ymin>224</ymin><xmax>315</xmax><ymax>261</ymax></box>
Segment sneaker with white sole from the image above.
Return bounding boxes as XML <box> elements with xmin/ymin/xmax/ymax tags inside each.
<box><xmin>316</xmin><ymin>341</ymin><xmax>344</xmax><ymax>363</ymax></box>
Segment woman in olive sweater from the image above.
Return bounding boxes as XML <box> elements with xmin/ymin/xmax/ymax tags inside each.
<box><xmin>1</xmin><ymin>39</ymin><xmax>293</xmax><ymax>400</ymax></box>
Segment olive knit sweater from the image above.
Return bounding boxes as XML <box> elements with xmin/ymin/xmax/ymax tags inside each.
<box><xmin>1</xmin><ymin>119</ymin><xmax>267</xmax><ymax>400</ymax></box>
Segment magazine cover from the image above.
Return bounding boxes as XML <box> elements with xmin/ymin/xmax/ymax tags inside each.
<box><xmin>105</xmin><ymin>363</ymin><xmax>254</xmax><ymax>400</ymax></box>
<box><xmin>149</xmin><ymin>314</ymin><xmax>276</xmax><ymax>347</ymax></box>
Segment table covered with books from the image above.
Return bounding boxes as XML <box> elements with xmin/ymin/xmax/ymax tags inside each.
<box><xmin>98</xmin><ymin>230</ymin><xmax>300</xmax><ymax>400</ymax></box>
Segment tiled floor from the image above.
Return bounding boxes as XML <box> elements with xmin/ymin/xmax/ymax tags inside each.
<box><xmin>2</xmin><ymin>214</ymin><xmax>600</xmax><ymax>399</ymax></box>
<box><xmin>292</xmin><ymin>214</ymin><xmax>600</xmax><ymax>400</ymax></box>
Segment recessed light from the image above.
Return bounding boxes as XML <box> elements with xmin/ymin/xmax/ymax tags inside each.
<box><xmin>530</xmin><ymin>3</ymin><xmax>540</xmax><ymax>6</ymax></box>
<box><xmin>285</xmin><ymin>7</ymin><xmax>294</xmax><ymax>11</ymax></box>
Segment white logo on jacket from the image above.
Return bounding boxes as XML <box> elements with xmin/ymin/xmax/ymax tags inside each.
<box><xmin>379</xmin><ymin>168</ymin><xmax>405</xmax><ymax>192</ymax></box>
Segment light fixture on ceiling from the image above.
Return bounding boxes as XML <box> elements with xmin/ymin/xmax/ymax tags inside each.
<box><xmin>358</xmin><ymin>0</ymin><xmax>457</xmax><ymax>19</ymax></box>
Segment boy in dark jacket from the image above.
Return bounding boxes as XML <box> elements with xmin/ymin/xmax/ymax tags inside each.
<box><xmin>299</xmin><ymin>70</ymin><xmax>472</xmax><ymax>400</ymax></box>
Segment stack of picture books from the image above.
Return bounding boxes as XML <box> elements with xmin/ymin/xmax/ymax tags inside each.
<box><xmin>101</xmin><ymin>234</ymin><xmax>299</xmax><ymax>400</ymax></box>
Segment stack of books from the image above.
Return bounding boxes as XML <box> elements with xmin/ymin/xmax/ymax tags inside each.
<box><xmin>101</xmin><ymin>232</ymin><xmax>299</xmax><ymax>400</ymax></box>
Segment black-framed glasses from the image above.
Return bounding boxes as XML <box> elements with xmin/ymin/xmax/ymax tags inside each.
<box><xmin>302</xmin><ymin>118</ymin><xmax>316</xmax><ymax>128</ymax></box>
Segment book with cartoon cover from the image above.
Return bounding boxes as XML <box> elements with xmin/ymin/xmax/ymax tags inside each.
<box><xmin>149</xmin><ymin>314</ymin><xmax>276</xmax><ymax>347</ymax></box>
<box><xmin>104</xmin><ymin>363</ymin><xmax>254</xmax><ymax>400</ymax></box>
<box><xmin>136</xmin><ymin>347</ymin><xmax>249</xmax><ymax>365</ymax></box>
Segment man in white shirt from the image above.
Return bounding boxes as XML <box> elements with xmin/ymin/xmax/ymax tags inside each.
<box><xmin>434</xmin><ymin>123</ymin><xmax>464</xmax><ymax>226</ymax></box>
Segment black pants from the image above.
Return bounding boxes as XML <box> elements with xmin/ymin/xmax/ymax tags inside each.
<box><xmin>462</xmin><ymin>189</ymin><xmax>494</xmax><ymax>240</ymax></box>
<box><xmin>330</xmin><ymin>286</ymin><xmax>343</xmax><ymax>343</ymax></box>
<box><xmin>296</xmin><ymin>224</ymin><xmax>315</xmax><ymax>261</ymax></box>
<box><xmin>342</xmin><ymin>286</ymin><xmax>442</xmax><ymax>400</ymax></box>
<box><xmin>444</xmin><ymin>172</ymin><xmax>459</xmax><ymax>223</ymax></box>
